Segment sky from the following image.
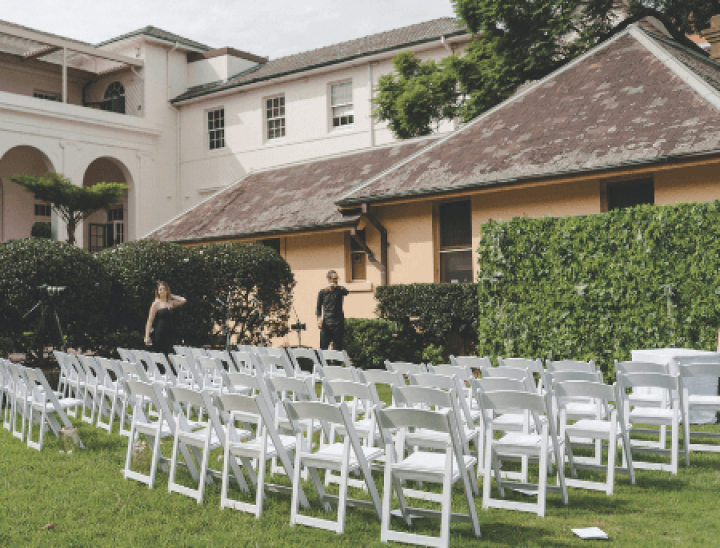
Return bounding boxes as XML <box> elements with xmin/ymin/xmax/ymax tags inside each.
<box><xmin>2</xmin><ymin>0</ymin><xmax>457</xmax><ymax>58</ymax></box>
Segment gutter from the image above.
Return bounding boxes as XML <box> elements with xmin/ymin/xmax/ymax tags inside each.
<box><xmin>171</xmin><ymin>32</ymin><xmax>471</xmax><ymax>106</ymax></box>
<box><xmin>351</xmin><ymin>204</ymin><xmax>389</xmax><ymax>285</ymax></box>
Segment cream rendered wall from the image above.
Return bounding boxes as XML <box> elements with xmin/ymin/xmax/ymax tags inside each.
<box><xmin>654</xmin><ymin>162</ymin><xmax>720</xmax><ymax>204</ymax></box>
<box><xmin>178</xmin><ymin>43</ymin><xmax>462</xmax><ymax>210</ymax></box>
<box><xmin>0</xmin><ymin>58</ymin><xmax>86</xmax><ymax>105</ymax></box>
<box><xmin>187</xmin><ymin>56</ymin><xmax>259</xmax><ymax>88</ymax></box>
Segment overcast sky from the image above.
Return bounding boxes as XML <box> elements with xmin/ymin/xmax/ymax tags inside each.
<box><xmin>3</xmin><ymin>0</ymin><xmax>457</xmax><ymax>58</ymax></box>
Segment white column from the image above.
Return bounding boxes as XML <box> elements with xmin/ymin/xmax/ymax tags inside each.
<box><xmin>367</xmin><ymin>62</ymin><xmax>375</xmax><ymax>148</ymax></box>
<box><xmin>134</xmin><ymin>150</ymin><xmax>154</xmax><ymax>240</ymax></box>
<box><xmin>58</xmin><ymin>140</ymin><xmax>83</xmax><ymax>247</ymax></box>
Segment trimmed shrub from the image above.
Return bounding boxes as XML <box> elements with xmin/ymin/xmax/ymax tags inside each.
<box><xmin>31</xmin><ymin>222</ymin><xmax>52</xmax><ymax>239</ymax></box>
<box><xmin>0</xmin><ymin>238</ymin><xmax>111</xmax><ymax>358</ymax></box>
<box><xmin>344</xmin><ymin>318</ymin><xmax>418</xmax><ymax>369</ymax></box>
<box><xmin>97</xmin><ymin>240</ymin><xmax>215</xmax><ymax>352</ymax></box>
<box><xmin>375</xmin><ymin>283</ymin><xmax>479</xmax><ymax>356</ymax></box>
<box><xmin>477</xmin><ymin>201</ymin><xmax>720</xmax><ymax>379</ymax></box>
<box><xmin>199</xmin><ymin>242</ymin><xmax>295</xmax><ymax>346</ymax></box>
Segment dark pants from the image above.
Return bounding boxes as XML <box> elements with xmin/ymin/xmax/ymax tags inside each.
<box><xmin>320</xmin><ymin>322</ymin><xmax>344</xmax><ymax>351</ymax></box>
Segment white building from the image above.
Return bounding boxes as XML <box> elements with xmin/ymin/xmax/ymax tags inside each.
<box><xmin>0</xmin><ymin>18</ymin><xmax>468</xmax><ymax>249</ymax></box>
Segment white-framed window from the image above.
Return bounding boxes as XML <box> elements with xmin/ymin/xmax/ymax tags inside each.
<box><xmin>330</xmin><ymin>81</ymin><xmax>353</xmax><ymax>129</ymax></box>
<box><xmin>34</xmin><ymin>202</ymin><xmax>52</xmax><ymax>217</ymax></box>
<box><xmin>266</xmin><ymin>95</ymin><xmax>285</xmax><ymax>140</ymax></box>
<box><xmin>207</xmin><ymin>108</ymin><xmax>226</xmax><ymax>150</ymax></box>
<box><xmin>33</xmin><ymin>90</ymin><xmax>60</xmax><ymax>102</ymax></box>
<box><xmin>438</xmin><ymin>200</ymin><xmax>473</xmax><ymax>283</ymax></box>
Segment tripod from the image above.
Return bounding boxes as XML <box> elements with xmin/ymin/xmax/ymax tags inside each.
<box><xmin>23</xmin><ymin>297</ymin><xmax>67</xmax><ymax>359</ymax></box>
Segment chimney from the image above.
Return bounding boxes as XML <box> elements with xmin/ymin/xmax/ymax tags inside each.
<box><xmin>701</xmin><ymin>15</ymin><xmax>720</xmax><ymax>61</ymax></box>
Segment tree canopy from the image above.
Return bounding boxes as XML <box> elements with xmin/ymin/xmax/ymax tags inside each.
<box><xmin>374</xmin><ymin>0</ymin><xmax>719</xmax><ymax>139</ymax></box>
<box><xmin>11</xmin><ymin>172</ymin><xmax>129</xmax><ymax>245</ymax></box>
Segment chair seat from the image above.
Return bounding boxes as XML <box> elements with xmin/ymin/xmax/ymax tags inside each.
<box><xmin>629</xmin><ymin>407</ymin><xmax>674</xmax><ymax>424</ymax></box>
<box><xmin>406</xmin><ymin>425</ymin><xmax>477</xmax><ymax>448</ymax></box>
<box><xmin>687</xmin><ymin>395</ymin><xmax>720</xmax><ymax>406</ymax></box>
<box><xmin>32</xmin><ymin>397</ymin><xmax>84</xmax><ymax>412</ymax></box>
<box><xmin>565</xmin><ymin>402</ymin><xmax>609</xmax><ymax>417</ymax></box>
<box><xmin>303</xmin><ymin>443</ymin><xmax>383</xmax><ymax>471</ymax></box>
<box><xmin>179</xmin><ymin>426</ymin><xmax>223</xmax><ymax>448</ymax></box>
<box><xmin>230</xmin><ymin>434</ymin><xmax>296</xmax><ymax>459</ymax></box>
<box><xmin>494</xmin><ymin>432</ymin><xmax>563</xmax><ymax>455</ymax></box>
<box><xmin>393</xmin><ymin>451</ymin><xmax>476</xmax><ymax>482</ymax></box>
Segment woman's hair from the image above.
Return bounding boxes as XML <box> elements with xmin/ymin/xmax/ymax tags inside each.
<box><xmin>155</xmin><ymin>281</ymin><xmax>172</xmax><ymax>301</ymax></box>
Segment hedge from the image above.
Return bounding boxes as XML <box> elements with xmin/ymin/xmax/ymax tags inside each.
<box><xmin>477</xmin><ymin>201</ymin><xmax>720</xmax><ymax>378</ymax></box>
<box><xmin>0</xmin><ymin>238</ymin><xmax>111</xmax><ymax>358</ymax></box>
<box><xmin>199</xmin><ymin>242</ymin><xmax>295</xmax><ymax>346</ymax></box>
<box><xmin>344</xmin><ymin>318</ymin><xmax>418</xmax><ymax>369</ymax></box>
<box><xmin>375</xmin><ymin>283</ymin><xmax>479</xmax><ymax>358</ymax></box>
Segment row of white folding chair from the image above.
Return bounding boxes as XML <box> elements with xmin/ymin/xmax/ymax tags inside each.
<box><xmin>2</xmin><ymin>360</ymin><xmax>31</xmax><ymax>440</ymax></box>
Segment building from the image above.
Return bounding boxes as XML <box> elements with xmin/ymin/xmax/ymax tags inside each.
<box><xmin>0</xmin><ymin>17</ymin><xmax>469</xmax><ymax>247</ymax></box>
<box><xmin>149</xmin><ymin>22</ymin><xmax>720</xmax><ymax>348</ymax></box>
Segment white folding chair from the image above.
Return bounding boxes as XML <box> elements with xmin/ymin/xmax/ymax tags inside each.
<box><xmin>449</xmin><ymin>355</ymin><xmax>492</xmax><ymax>377</ymax></box>
<box><xmin>555</xmin><ymin>380</ymin><xmax>635</xmax><ymax>495</ymax></box>
<box><xmin>679</xmin><ymin>361</ymin><xmax>720</xmax><ymax>464</ymax></box>
<box><xmin>498</xmin><ymin>357</ymin><xmax>547</xmax><ymax>393</ymax></box>
<box><xmin>77</xmin><ymin>355</ymin><xmax>103</xmax><ymax>425</ymax></box>
<box><xmin>95</xmin><ymin>357</ymin><xmax>127</xmax><ymax>433</ymax></box>
<box><xmin>285</xmin><ymin>400</ymin><xmax>383</xmax><ymax>534</ymax></box>
<box><xmin>231</xmin><ymin>350</ymin><xmax>258</xmax><ymax>374</ymax></box>
<box><xmin>358</xmin><ymin>369</ymin><xmax>404</xmax><ymax>408</ymax></box>
<box><xmin>218</xmin><ymin>391</ymin><xmax>310</xmax><ymax>517</ymax></box>
<box><xmin>378</xmin><ymin>407</ymin><xmax>481</xmax><ymax>548</ymax></box>
<box><xmin>122</xmin><ymin>379</ymin><xmax>200</xmax><ymax>488</ymax></box>
<box><xmin>320</xmin><ymin>349</ymin><xmax>352</xmax><ymax>368</ymax></box>
<box><xmin>479</xmin><ymin>389</ymin><xmax>568</xmax><ymax>517</ymax></box>
<box><xmin>114</xmin><ymin>360</ymin><xmax>151</xmax><ymax>437</ymax></box>
<box><xmin>5</xmin><ymin>362</ymin><xmax>31</xmax><ymax>441</ymax></box>
<box><xmin>24</xmin><ymin>367</ymin><xmax>85</xmax><ymax>451</ymax></box>
<box><xmin>385</xmin><ymin>360</ymin><xmax>427</xmax><ymax>377</ymax></box>
<box><xmin>288</xmin><ymin>347</ymin><xmax>322</xmax><ymax>378</ymax></box>
<box><xmin>618</xmin><ymin>372</ymin><xmax>682</xmax><ymax>475</ymax></box>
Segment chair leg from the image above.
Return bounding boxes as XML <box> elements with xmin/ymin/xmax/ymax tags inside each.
<box><xmin>440</xmin><ymin>451</ymin><xmax>453</xmax><ymax>547</ymax></box>
<box><xmin>289</xmin><ymin>434</ymin><xmax>303</xmax><ymax>527</ymax></box>
<box><xmin>537</xmin><ymin>439</ymin><xmax>548</xmax><ymax>517</ymax></box>
<box><xmin>606</xmin><ymin>433</ymin><xmax>616</xmax><ymax>496</ymax></box>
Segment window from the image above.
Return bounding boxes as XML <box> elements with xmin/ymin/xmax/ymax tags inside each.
<box><xmin>102</xmin><ymin>82</ymin><xmax>125</xmax><ymax>114</ymax></box>
<box><xmin>350</xmin><ymin>230</ymin><xmax>367</xmax><ymax>281</ymax></box>
<box><xmin>107</xmin><ymin>206</ymin><xmax>124</xmax><ymax>222</ymax></box>
<box><xmin>266</xmin><ymin>96</ymin><xmax>285</xmax><ymax>140</ymax></box>
<box><xmin>330</xmin><ymin>82</ymin><xmax>353</xmax><ymax>128</ymax></box>
<box><xmin>207</xmin><ymin>108</ymin><xmax>225</xmax><ymax>150</ymax></box>
<box><xmin>606</xmin><ymin>178</ymin><xmax>654</xmax><ymax>211</ymax></box>
<box><xmin>33</xmin><ymin>90</ymin><xmax>60</xmax><ymax>102</ymax></box>
<box><xmin>261</xmin><ymin>238</ymin><xmax>281</xmax><ymax>254</ymax></box>
<box><xmin>88</xmin><ymin>206</ymin><xmax>125</xmax><ymax>252</ymax></box>
<box><xmin>34</xmin><ymin>203</ymin><xmax>51</xmax><ymax>217</ymax></box>
<box><xmin>438</xmin><ymin>200</ymin><xmax>473</xmax><ymax>283</ymax></box>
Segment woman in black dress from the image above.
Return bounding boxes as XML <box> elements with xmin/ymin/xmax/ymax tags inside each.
<box><xmin>144</xmin><ymin>281</ymin><xmax>186</xmax><ymax>356</ymax></box>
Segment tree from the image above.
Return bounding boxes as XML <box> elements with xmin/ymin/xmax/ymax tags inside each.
<box><xmin>373</xmin><ymin>0</ymin><xmax>720</xmax><ymax>139</ymax></box>
<box><xmin>10</xmin><ymin>172</ymin><xmax>129</xmax><ymax>245</ymax></box>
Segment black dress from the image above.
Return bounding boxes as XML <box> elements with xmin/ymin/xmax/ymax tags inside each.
<box><xmin>153</xmin><ymin>306</ymin><xmax>176</xmax><ymax>356</ymax></box>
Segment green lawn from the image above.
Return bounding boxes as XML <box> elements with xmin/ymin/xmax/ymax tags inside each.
<box><xmin>2</xmin><ymin>398</ymin><xmax>720</xmax><ymax>547</ymax></box>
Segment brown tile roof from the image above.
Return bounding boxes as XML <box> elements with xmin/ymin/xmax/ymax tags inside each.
<box><xmin>147</xmin><ymin>138</ymin><xmax>438</xmax><ymax>243</ymax></box>
<box><xmin>340</xmin><ymin>27</ymin><xmax>720</xmax><ymax>205</ymax></box>
<box><xmin>96</xmin><ymin>26</ymin><xmax>212</xmax><ymax>51</ymax></box>
<box><xmin>171</xmin><ymin>18</ymin><xmax>466</xmax><ymax>103</ymax></box>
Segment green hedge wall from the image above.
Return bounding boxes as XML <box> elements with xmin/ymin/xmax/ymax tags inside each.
<box><xmin>477</xmin><ymin>202</ymin><xmax>720</xmax><ymax>378</ymax></box>
<box><xmin>344</xmin><ymin>318</ymin><xmax>418</xmax><ymax>369</ymax></box>
<box><xmin>376</xmin><ymin>283</ymin><xmax>479</xmax><ymax>358</ymax></box>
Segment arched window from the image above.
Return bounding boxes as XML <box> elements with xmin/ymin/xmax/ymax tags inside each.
<box><xmin>103</xmin><ymin>82</ymin><xmax>125</xmax><ymax>114</ymax></box>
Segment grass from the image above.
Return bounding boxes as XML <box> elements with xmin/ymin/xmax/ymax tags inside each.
<box><xmin>2</xmin><ymin>391</ymin><xmax>720</xmax><ymax>547</ymax></box>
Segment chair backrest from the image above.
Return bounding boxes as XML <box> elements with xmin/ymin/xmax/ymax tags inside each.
<box><xmin>477</xmin><ymin>390</ymin><xmax>547</xmax><ymax>431</ymax></box>
<box><xmin>319</xmin><ymin>349</ymin><xmax>351</xmax><ymax>368</ymax></box>
<box><xmin>678</xmin><ymin>361</ymin><xmax>720</xmax><ymax>379</ymax></box>
<box><xmin>358</xmin><ymin>369</ymin><xmax>403</xmax><ymax>387</ymax></box>
<box><xmin>265</xmin><ymin>375</ymin><xmax>316</xmax><ymax>402</ymax></box>
<box><xmin>547</xmin><ymin>370</ymin><xmax>602</xmax><ymax>385</ymax></box>
<box><xmin>554</xmin><ymin>379</ymin><xmax>616</xmax><ymax>404</ymax></box>
<box><xmin>480</xmin><ymin>365</ymin><xmax>527</xmax><ymax>381</ymax></box>
<box><xmin>614</xmin><ymin>360</ymin><xmax>668</xmax><ymax>376</ymax></box>
<box><xmin>116</xmin><ymin>360</ymin><xmax>150</xmax><ymax>383</ymax></box>
<box><xmin>206</xmin><ymin>349</ymin><xmax>234</xmax><ymax>370</ymax></box>
<box><xmin>197</xmin><ymin>356</ymin><xmax>224</xmax><ymax>386</ymax></box>
<box><xmin>498</xmin><ymin>357</ymin><xmax>539</xmax><ymax>371</ymax></box>
<box><xmin>96</xmin><ymin>357</ymin><xmax>120</xmax><ymax>386</ymax></box>
<box><xmin>316</xmin><ymin>364</ymin><xmax>357</xmax><ymax>382</ymax></box>
<box><xmin>222</xmin><ymin>370</ymin><xmax>263</xmax><ymax>395</ymax></box>
<box><xmin>117</xmin><ymin>348</ymin><xmax>136</xmax><ymax>362</ymax></box>
<box><xmin>219</xmin><ymin>392</ymin><xmax>265</xmax><ymax>426</ymax></box>
<box><xmin>384</xmin><ymin>360</ymin><xmax>427</xmax><ymax>376</ymax></box>
<box><xmin>450</xmin><ymin>355</ymin><xmax>492</xmax><ymax>371</ymax></box>
<box><xmin>546</xmin><ymin>359</ymin><xmax>596</xmax><ymax>373</ymax></box>
<box><xmin>78</xmin><ymin>355</ymin><xmax>102</xmax><ymax>384</ymax></box>
<box><xmin>167</xmin><ymin>384</ymin><xmax>207</xmax><ymax>412</ymax></box>
<box><xmin>472</xmin><ymin>376</ymin><xmax>529</xmax><ymax>394</ymax></box>
<box><xmin>323</xmin><ymin>379</ymin><xmax>381</xmax><ymax>423</ymax></box>
<box><xmin>231</xmin><ymin>351</ymin><xmax>257</xmax><ymax>374</ymax></box>
<box><xmin>285</xmin><ymin>400</ymin><xmax>346</xmax><ymax>427</ymax></box>
<box><xmin>288</xmin><ymin>347</ymin><xmax>321</xmax><ymax>373</ymax></box>
<box><xmin>617</xmin><ymin>372</ymin><xmax>679</xmax><ymax>393</ymax></box>
<box><xmin>260</xmin><ymin>354</ymin><xmax>295</xmax><ymax>377</ymax></box>
<box><xmin>430</xmin><ymin>364</ymin><xmax>472</xmax><ymax>382</ymax></box>
<box><xmin>412</xmin><ymin>372</ymin><xmax>475</xmax><ymax>427</ymax></box>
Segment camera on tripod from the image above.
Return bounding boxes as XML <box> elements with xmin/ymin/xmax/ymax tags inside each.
<box><xmin>37</xmin><ymin>284</ymin><xmax>67</xmax><ymax>298</ymax></box>
<box><xmin>291</xmin><ymin>322</ymin><xmax>307</xmax><ymax>332</ymax></box>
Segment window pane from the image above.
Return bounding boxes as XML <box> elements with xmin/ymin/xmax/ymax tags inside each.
<box><xmin>607</xmin><ymin>179</ymin><xmax>654</xmax><ymax>211</ymax></box>
<box><xmin>440</xmin><ymin>201</ymin><xmax>472</xmax><ymax>248</ymax></box>
<box><xmin>440</xmin><ymin>250</ymin><xmax>473</xmax><ymax>283</ymax></box>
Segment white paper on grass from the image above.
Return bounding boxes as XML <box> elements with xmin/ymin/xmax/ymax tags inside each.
<box><xmin>572</xmin><ymin>527</ymin><xmax>609</xmax><ymax>540</ymax></box>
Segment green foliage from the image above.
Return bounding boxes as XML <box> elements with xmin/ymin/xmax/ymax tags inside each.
<box><xmin>96</xmin><ymin>240</ymin><xmax>215</xmax><ymax>352</ymax></box>
<box><xmin>31</xmin><ymin>222</ymin><xmax>52</xmax><ymax>239</ymax></box>
<box><xmin>198</xmin><ymin>242</ymin><xmax>295</xmax><ymax>346</ymax></box>
<box><xmin>0</xmin><ymin>238</ymin><xmax>111</xmax><ymax>359</ymax></box>
<box><xmin>421</xmin><ymin>343</ymin><xmax>447</xmax><ymax>366</ymax></box>
<box><xmin>374</xmin><ymin>0</ymin><xmax>716</xmax><ymax>138</ymax></box>
<box><xmin>10</xmin><ymin>172</ymin><xmax>129</xmax><ymax>245</ymax></box>
<box><xmin>477</xmin><ymin>202</ymin><xmax>720</xmax><ymax>379</ymax></box>
<box><xmin>344</xmin><ymin>318</ymin><xmax>419</xmax><ymax>369</ymax></box>
<box><xmin>376</xmin><ymin>283</ymin><xmax>479</xmax><ymax>356</ymax></box>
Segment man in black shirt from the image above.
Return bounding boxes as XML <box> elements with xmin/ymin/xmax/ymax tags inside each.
<box><xmin>316</xmin><ymin>270</ymin><xmax>349</xmax><ymax>350</ymax></box>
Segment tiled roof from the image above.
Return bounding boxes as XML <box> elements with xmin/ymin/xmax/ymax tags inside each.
<box><xmin>0</xmin><ymin>18</ymin><xmax>93</xmax><ymax>47</ymax></box>
<box><xmin>96</xmin><ymin>26</ymin><xmax>212</xmax><ymax>51</ymax></box>
<box><xmin>171</xmin><ymin>18</ymin><xmax>466</xmax><ymax>103</ymax></box>
<box><xmin>340</xmin><ymin>27</ymin><xmax>720</xmax><ymax>205</ymax></box>
<box><xmin>147</xmin><ymin>138</ymin><xmax>438</xmax><ymax>243</ymax></box>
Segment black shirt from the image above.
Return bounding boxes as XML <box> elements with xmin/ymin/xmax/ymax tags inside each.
<box><xmin>316</xmin><ymin>286</ymin><xmax>349</xmax><ymax>326</ymax></box>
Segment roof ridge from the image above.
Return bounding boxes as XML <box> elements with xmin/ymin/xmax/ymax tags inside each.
<box><xmin>629</xmin><ymin>26</ymin><xmax>720</xmax><ymax>112</ymax></box>
<box><xmin>0</xmin><ymin>18</ymin><xmax>93</xmax><ymax>47</ymax></box>
<box><xmin>338</xmin><ymin>26</ymin><xmax>634</xmax><ymax>204</ymax></box>
<box><xmin>96</xmin><ymin>25</ymin><xmax>212</xmax><ymax>51</ymax></box>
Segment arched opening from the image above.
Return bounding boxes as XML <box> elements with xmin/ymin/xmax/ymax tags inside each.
<box><xmin>83</xmin><ymin>157</ymin><xmax>133</xmax><ymax>252</ymax></box>
<box><xmin>0</xmin><ymin>145</ymin><xmax>55</xmax><ymax>242</ymax></box>
<box><xmin>102</xmin><ymin>82</ymin><xmax>126</xmax><ymax>114</ymax></box>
